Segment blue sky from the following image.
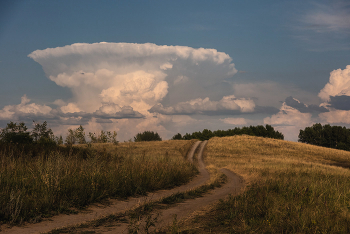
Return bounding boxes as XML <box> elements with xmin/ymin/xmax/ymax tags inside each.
<box><xmin>1</xmin><ymin>0</ymin><xmax>350</xmax><ymax>141</ymax></box>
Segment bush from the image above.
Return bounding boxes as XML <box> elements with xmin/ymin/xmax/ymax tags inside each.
<box><xmin>134</xmin><ymin>131</ymin><xmax>162</xmax><ymax>142</ymax></box>
<box><xmin>0</xmin><ymin>122</ymin><xmax>33</xmax><ymax>144</ymax></box>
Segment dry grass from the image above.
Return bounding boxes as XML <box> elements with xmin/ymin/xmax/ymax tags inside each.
<box><xmin>177</xmin><ymin>135</ymin><xmax>350</xmax><ymax>233</ymax></box>
<box><xmin>0</xmin><ymin>140</ymin><xmax>198</xmax><ymax>225</ymax></box>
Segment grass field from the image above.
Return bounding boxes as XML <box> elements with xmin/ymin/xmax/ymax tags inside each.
<box><xmin>178</xmin><ymin>135</ymin><xmax>350</xmax><ymax>233</ymax></box>
<box><xmin>0</xmin><ymin>139</ymin><xmax>198</xmax><ymax>225</ymax></box>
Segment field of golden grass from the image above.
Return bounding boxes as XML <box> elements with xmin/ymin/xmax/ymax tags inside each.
<box><xmin>0</xmin><ymin>140</ymin><xmax>198</xmax><ymax>225</ymax></box>
<box><xmin>181</xmin><ymin>135</ymin><xmax>350</xmax><ymax>233</ymax></box>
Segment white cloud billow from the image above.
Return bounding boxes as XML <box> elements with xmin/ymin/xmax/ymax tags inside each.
<box><xmin>28</xmin><ymin>42</ymin><xmax>237</xmax><ymax>114</ymax></box>
<box><xmin>318</xmin><ymin>65</ymin><xmax>350</xmax><ymax>101</ymax></box>
<box><xmin>149</xmin><ymin>95</ymin><xmax>255</xmax><ymax>115</ymax></box>
<box><xmin>0</xmin><ymin>95</ymin><xmax>52</xmax><ymax>120</ymax></box>
<box><xmin>317</xmin><ymin>65</ymin><xmax>350</xmax><ymax>124</ymax></box>
<box><xmin>25</xmin><ymin>42</ymin><xmax>238</xmax><ymax>140</ymax></box>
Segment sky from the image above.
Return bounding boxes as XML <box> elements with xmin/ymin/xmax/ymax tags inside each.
<box><xmin>0</xmin><ymin>0</ymin><xmax>350</xmax><ymax>142</ymax></box>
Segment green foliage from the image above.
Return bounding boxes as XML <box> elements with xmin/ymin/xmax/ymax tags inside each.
<box><xmin>65</xmin><ymin>125</ymin><xmax>87</xmax><ymax>145</ymax></box>
<box><xmin>31</xmin><ymin>121</ymin><xmax>55</xmax><ymax>145</ymax></box>
<box><xmin>134</xmin><ymin>131</ymin><xmax>162</xmax><ymax>142</ymax></box>
<box><xmin>0</xmin><ymin>121</ymin><xmax>33</xmax><ymax>144</ymax></box>
<box><xmin>88</xmin><ymin>130</ymin><xmax>118</xmax><ymax>143</ymax></box>
<box><xmin>172</xmin><ymin>133</ymin><xmax>182</xmax><ymax>140</ymax></box>
<box><xmin>299</xmin><ymin>123</ymin><xmax>350</xmax><ymax>150</ymax></box>
<box><xmin>174</xmin><ymin>125</ymin><xmax>284</xmax><ymax>141</ymax></box>
<box><xmin>65</xmin><ymin>129</ymin><xmax>76</xmax><ymax>145</ymax></box>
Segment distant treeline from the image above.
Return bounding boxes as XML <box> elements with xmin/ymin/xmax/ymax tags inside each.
<box><xmin>299</xmin><ymin>123</ymin><xmax>350</xmax><ymax>151</ymax></box>
<box><xmin>172</xmin><ymin>124</ymin><xmax>284</xmax><ymax>141</ymax></box>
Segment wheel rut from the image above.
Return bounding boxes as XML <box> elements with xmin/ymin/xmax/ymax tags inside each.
<box><xmin>1</xmin><ymin>141</ymin><xmax>244</xmax><ymax>234</ymax></box>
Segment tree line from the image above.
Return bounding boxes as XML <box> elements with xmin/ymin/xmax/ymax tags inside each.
<box><xmin>298</xmin><ymin>123</ymin><xmax>350</xmax><ymax>151</ymax></box>
<box><xmin>0</xmin><ymin>121</ymin><xmax>118</xmax><ymax>145</ymax></box>
<box><xmin>172</xmin><ymin>124</ymin><xmax>284</xmax><ymax>141</ymax></box>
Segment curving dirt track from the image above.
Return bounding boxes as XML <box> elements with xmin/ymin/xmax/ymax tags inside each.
<box><xmin>0</xmin><ymin>141</ymin><xmax>244</xmax><ymax>234</ymax></box>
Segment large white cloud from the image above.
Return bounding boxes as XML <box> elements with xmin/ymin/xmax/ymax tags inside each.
<box><xmin>25</xmin><ymin>42</ymin><xmax>238</xmax><ymax>140</ymax></box>
<box><xmin>28</xmin><ymin>42</ymin><xmax>237</xmax><ymax>114</ymax></box>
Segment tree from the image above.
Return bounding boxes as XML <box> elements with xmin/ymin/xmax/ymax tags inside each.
<box><xmin>0</xmin><ymin>121</ymin><xmax>33</xmax><ymax>144</ymax></box>
<box><xmin>172</xmin><ymin>133</ymin><xmax>182</xmax><ymax>140</ymax></box>
<box><xmin>65</xmin><ymin>129</ymin><xmax>76</xmax><ymax>145</ymax></box>
<box><xmin>75</xmin><ymin>125</ymin><xmax>86</xmax><ymax>144</ymax></box>
<box><xmin>88</xmin><ymin>130</ymin><xmax>118</xmax><ymax>143</ymax></box>
<box><xmin>299</xmin><ymin>123</ymin><xmax>350</xmax><ymax>151</ymax></box>
<box><xmin>31</xmin><ymin>121</ymin><xmax>55</xmax><ymax>144</ymax></box>
<box><xmin>134</xmin><ymin>131</ymin><xmax>162</xmax><ymax>142</ymax></box>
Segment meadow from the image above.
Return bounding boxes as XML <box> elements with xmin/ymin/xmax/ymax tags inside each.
<box><xmin>177</xmin><ymin>135</ymin><xmax>350</xmax><ymax>233</ymax></box>
<box><xmin>0</xmin><ymin>140</ymin><xmax>198</xmax><ymax>225</ymax></box>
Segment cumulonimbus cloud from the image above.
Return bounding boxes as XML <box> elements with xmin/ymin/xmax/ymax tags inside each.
<box><xmin>24</xmin><ymin>42</ymin><xmax>239</xmax><ymax>140</ymax></box>
<box><xmin>28</xmin><ymin>42</ymin><xmax>237</xmax><ymax>115</ymax></box>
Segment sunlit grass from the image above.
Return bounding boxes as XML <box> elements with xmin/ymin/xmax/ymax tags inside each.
<box><xmin>179</xmin><ymin>135</ymin><xmax>350</xmax><ymax>233</ymax></box>
<box><xmin>0</xmin><ymin>140</ymin><xmax>198</xmax><ymax>225</ymax></box>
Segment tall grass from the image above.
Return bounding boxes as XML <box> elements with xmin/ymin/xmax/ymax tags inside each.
<box><xmin>0</xmin><ymin>140</ymin><xmax>198</xmax><ymax>224</ymax></box>
<box><xmin>179</xmin><ymin>135</ymin><xmax>350</xmax><ymax>233</ymax></box>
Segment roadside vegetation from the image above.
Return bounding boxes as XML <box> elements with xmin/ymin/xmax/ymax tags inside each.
<box><xmin>0</xmin><ymin>122</ymin><xmax>198</xmax><ymax>225</ymax></box>
<box><xmin>175</xmin><ymin>135</ymin><xmax>350</xmax><ymax>233</ymax></box>
<box><xmin>172</xmin><ymin>124</ymin><xmax>284</xmax><ymax>141</ymax></box>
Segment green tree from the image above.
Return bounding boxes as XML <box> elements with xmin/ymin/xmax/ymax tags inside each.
<box><xmin>172</xmin><ymin>133</ymin><xmax>183</xmax><ymax>140</ymax></box>
<box><xmin>31</xmin><ymin>121</ymin><xmax>55</xmax><ymax>144</ymax></box>
<box><xmin>0</xmin><ymin>121</ymin><xmax>33</xmax><ymax>144</ymax></box>
<box><xmin>65</xmin><ymin>129</ymin><xmax>76</xmax><ymax>145</ymax></box>
<box><xmin>134</xmin><ymin>131</ymin><xmax>162</xmax><ymax>142</ymax></box>
<box><xmin>75</xmin><ymin>125</ymin><xmax>86</xmax><ymax>144</ymax></box>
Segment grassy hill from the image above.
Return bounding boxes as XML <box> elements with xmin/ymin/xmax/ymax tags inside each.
<box><xmin>181</xmin><ymin>135</ymin><xmax>350</xmax><ymax>233</ymax></box>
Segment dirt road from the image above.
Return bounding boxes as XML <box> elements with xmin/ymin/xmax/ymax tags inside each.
<box><xmin>1</xmin><ymin>141</ymin><xmax>244</xmax><ymax>233</ymax></box>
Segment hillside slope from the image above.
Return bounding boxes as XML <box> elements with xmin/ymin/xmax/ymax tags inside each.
<box><xmin>180</xmin><ymin>135</ymin><xmax>350</xmax><ymax>233</ymax></box>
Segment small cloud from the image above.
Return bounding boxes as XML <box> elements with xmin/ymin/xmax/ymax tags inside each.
<box><xmin>173</xmin><ymin>75</ymin><xmax>189</xmax><ymax>85</ymax></box>
<box><xmin>285</xmin><ymin>96</ymin><xmax>328</xmax><ymax>113</ymax></box>
<box><xmin>220</xmin><ymin>118</ymin><xmax>247</xmax><ymax>125</ymax></box>
<box><xmin>149</xmin><ymin>95</ymin><xmax>255</xmax><ymax>115</ymax></box>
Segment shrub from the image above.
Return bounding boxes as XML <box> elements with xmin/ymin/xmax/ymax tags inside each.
<box><xmin>0</xmin><ymin>122</ymin><xmax>33</xmax><ymax>144</ymax></box>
